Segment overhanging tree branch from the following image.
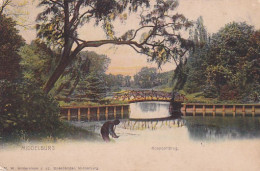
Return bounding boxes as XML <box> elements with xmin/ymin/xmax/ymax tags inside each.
<box><xmin>0</xmin><ymin>0</ymin><xmax>11</xmax><ymax>15</ymax></box>
<box><xmin>49</xmin><ymin>0</ymin><xmax>64</xmax><ymax>8</ymax></box>
<box><xmin>37</xmin><ymin>0</ymin><xmax>193</xmax><ymax>93</ymax></box>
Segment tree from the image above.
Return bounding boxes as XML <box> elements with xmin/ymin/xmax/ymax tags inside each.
<box><xmin>134</xmin><ymin>67</ymin><xmax>158</xmax><ymax>88</ymax></box>
<box><xmin>187</xmin><ymin>21</ymin><xmax>260</xmax><ymax>100</ymax></box>
<box><xmin>182</xmin><ymin>16</ymin><xmax>209</xmax><ymax>93</ymax></box>
<box><xmin>206</xmin><ymin>22</ymin><xmax>256</xmax><ymax>99</ymax></box>
<box><xmin>36</xmin><ymin>0</ymin><xmax>193</xmax><ymax>93</ymax></box>
<box><xmin>105</xmin><ymin>74</ymin><xmax>133</xmax><ymax>92</ymax></box>
<box><xmin>56</xmin><ymin>51</ymin><xmax>110</xmax><ymax>97</ymax></box>
<box><xmin>124</xmin><ymin>75</ymin><xmax>131</xmax><ymax>87</ymax></box>
<box><xmin>0</xmin><ymin>80</ymin><xmax>60</xmax><ymax>137</ymax></box>
<box><xmin>19</xmin><ymin>40</ymin><xmax>59</xmax><ymax>87</ymax></box>
<box><xmin>0</xmin><ymin>0</ymin><xmax>30</xmax><ymax>28</ymax></box>
<box><xmin>76</xmin><ymin>72</ymin><xmax>107</xmax><ymax>102</ymax></box>
<box><xmin>157</xmin><ymin>70</ymin><xmax>174</xmax><ymax>86</ymax></box>
<box><xmin>0</xmin><ymin>14</ymin><xmax>25</xmax><ymax>80</ymax></box>
<box><xmin>0</xmin><ymin>0</ymin><xmax>10</xmax><ymax>14</ymax></box>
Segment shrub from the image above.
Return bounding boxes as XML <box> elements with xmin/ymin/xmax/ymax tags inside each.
<box><xmin>0</xmin><ymin>80</ymin><xmax>61</xmax><ymax>138</ymax></box>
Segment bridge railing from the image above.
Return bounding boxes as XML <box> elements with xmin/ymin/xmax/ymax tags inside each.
<box><xmin>113</xmin><ymin>90</ymin><xmax>186</xmax><ymax>102</ymax></box>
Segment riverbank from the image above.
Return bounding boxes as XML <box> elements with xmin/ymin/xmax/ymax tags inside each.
<box><xmin>0</xmin><ymin>122</ymin><xmax>101</xmax><ymax>145</ymax></box>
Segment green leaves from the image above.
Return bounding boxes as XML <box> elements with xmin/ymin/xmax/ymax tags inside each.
<box><xmin>0</xmin><ymin>80</ymin><xmax>61</xmax><ymax>137</ymax></box>
<box><xmin>35</xmin><ymin>0</ymin><xmax>193</xmax><ymax>93</ymax></box>
<box><xmin>19</xmin><ymin>40</ymin><xmax>59</xmax><ymax>88</ymax></box>
<box><xmin>76</xmin><ymin>72</ymin><xmax>107</xmax><ymax>102</ymax></box>
<box><xmin>134</xmin><ymin>67</ymin><xmax>172</xmax><ymax>88</ymax></box>
<box><xmin>0</xmin><ymin>14</ymin><xmax>25</xmax><ymax>80</ymax></box>
<box><xmin>183</xmin><ymin>20</ymin><xmax>260</xmax><ymax>101</ymax></box>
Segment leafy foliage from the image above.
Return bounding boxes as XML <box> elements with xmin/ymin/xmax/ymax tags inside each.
<box><xmin>35</xmin><ymin>0</ymin><xmax>193</xmax><ymax>93</ymax></box>
<box><xmin>206</xmin><ymin>22</ymin><xmax>260</xmax><ymax>100</ymax></box>
<box><xmin>19</xmin><ymin>40</ymin><xmax>59</xmax><ymax>87</ymax></box>
<box><xmin>0</xmin><ymin>16</ymin><xmax>61</xmax><ymax>139</ymax></box>
<box><xmin>134</xmin><ymin>67</ymin><xmax>173</xmax><ymax>89</ymax></box>
<box><xmin>0</xmin><ymin>80</ymin><xmax>61</xmax><ymax>138</ymax></box>
<box><xmin>134</xmin><ymin>67</ymin><xmax>158</xmax><ymax>88</ymax></box>
<box><xmin>181</xmin><ymin>17</ymin><xmax>209</xmax><ymax>93</ymax></box>
<box><xmin>180</xmin><ymin>19</ymin><xmax>260</xmax><ymax>102</ymax></box>
<box><xmin>76</xmin><ymin>72</ymin><xmax>107</xmax><ymax>102</ymax></box>
<box><xmin>0</xmin><ymin>14</ymin><xmax>25</xmax><ymax>80</ymax></box>
<box><xmin>56</xmin><ymin>51</ymin><xmax>110</xmax><ymax>98</ymax></box>
<box><xmin>105</xmin><ymin>74</ymin><xmax>132</xmax><ymax>92</ymax></box>
<box><xmin>0</xmin><ymin>0</ymin><xmax>30</xmax><ymax>28</ymax></box>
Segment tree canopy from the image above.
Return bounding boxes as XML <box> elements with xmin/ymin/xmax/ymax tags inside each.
<box><xmin>76</xmin><ymin>72</ymin><xmax>107</xmax><ymax>102</ymax></box>
<box><xmin>19</xmin><ymin>40</ymin><xmax>59</xmax><ymax>87</ymax></box>
<box><xmin>35</xmin><ymin>0</ymin><xmax>193</xmax><ymax>93</ymax></box>
<box><xmin>0</xmin><ymin>13</ymin><xmax>60</xmax><ymax>138</ymax></box>
<box><xmin>0</xmin><ymin>0</ymin><xmax>30</xmax><ymax>28</ymax></box>
<box><xmin>0</xmin><ymin>14</ymin><xmax>25</xmax><ymax>80</ymax></box>
<box><xmin>180</xmin><ymin>16</ymin><xmax>209</xmax><ymax>93</ymax></box>
<box><xmin>180</xmin><ymin>20</ymin><xmax>260</xmax><ymax>101</ymax></box>
<box><xmin>56</xmin><ymin>51</ymin><xmax>110</xmax><ymax>98</ymax></box>
<box><xmin>206</xmin><ymin>22</ymin><xmax>260</xmax><ymax>99</ymax></box>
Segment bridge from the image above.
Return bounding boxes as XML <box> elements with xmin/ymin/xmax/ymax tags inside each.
<box><xmin>112</xmin><ymin>90</ymin><xmax>187</xmax><ymax>103</ymax></box>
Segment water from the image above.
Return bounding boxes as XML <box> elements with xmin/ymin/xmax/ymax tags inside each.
<box><xmin>128</xmin><ymin>101</ymin><xmax>260</xmax><ymax>139</ymax></box>
<box><xmin>72</xmin><ymin>101</ymin><xmax>260</xmax><ymax>141</ymax></box>
<box><xmin>184</xmin><ymin>116</ymin><xmax>260</xmax><ymax>140</ymax></box>
<box><xmin>129</xmin><ymin>101</ymin><xmax>171</xmax><ymax>119</ymax></box>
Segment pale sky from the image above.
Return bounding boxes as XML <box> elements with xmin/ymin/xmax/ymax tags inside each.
<box><xmin>18</xmin><ymin>0</ymin><xmax>260</xmax><ymax>76</ymax></box>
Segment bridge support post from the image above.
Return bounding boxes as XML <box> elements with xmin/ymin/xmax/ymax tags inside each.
<box><xmin>252</xmin><ymin>106</ymin><xmax>255</xmax><ymax>117</ymax></box>
<box><xmin>213</xmin><ymin>105</ymin><xmax>216</xmax><ymax>117</ymax></box>
<box><xmin>202</xmin><ymin>105</ymin><xmax>205</xmax><ymax>117</ymax></box>
<box><xmin>105</xmin><ymin>107</ymin><xmax>108</xmax><ymax>120</ymax></box>
<box><xmin>78</xmin><ymin>108</ymin><xmax>81</xmax><ymax>121</ymax></box>
<box><xmin>121</xmin><ymin>106</ymin><xmax>124</xmax><ymax>119</ymax></box>
<box><xmin>242</xmin><ymin>105</ymin><xmax>245</xmax><ymax>117</ymax></box>
<box><xmin>114</xmin><ymin>106</ymin><xmax>117</xmax><ymax>119</ymax></box>
<box><xmin>68</xmin><ymin>109</ymin><xmax>71</xmax><ymax>121</ymax></box>
<box><xmin>87</xmin><ymin>108</ymin><xmax>90</xmax><ymax>122</ymax></box>
<box><xmin>97</xmin><ymin>107</ymin><xmax>100</xmax><ymax>121</ymax></box>
<box><xmin>182</xmin><ymin>104</ymin><xmax>186</xmax><ymax>112</ymax></box>
<box><xmin>182</xmin><ymin>104</ymin><xmax>186</xmax><ymax>116</ymax></box>
<box><xmin>233</xmin><ymin>105</ymin><xmax>236</xmax><ymax>117</ymax></box>
<box><xmin>193</xmin><ymin>105</ymin><xmax>196</xmax><ymax>116</ymax></box>
<box><xmin>222</xmin><ymin>105</ymin><xmax>226</xmax><ymax>117</ymax></box>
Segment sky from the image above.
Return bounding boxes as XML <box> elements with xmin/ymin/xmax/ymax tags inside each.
<box><xmin>18</xmin><ymin>0</ymin><xmax>260</xmax><ymax>76</ymax></box>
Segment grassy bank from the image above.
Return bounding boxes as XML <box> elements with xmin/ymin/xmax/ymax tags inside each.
<box><xmin>59</xmin><ymin>99</ymin><xmax>128</xmax><ymax>107</ymax></box>
<box><xmin>181</xmin><ymin>91</ymin><xmax>251</xmax><ymax>104</ymax></box>
<box><xmin>0</xmin><ymin>121</ymin><xmax>101</xmax><ymax>144</ymax></box>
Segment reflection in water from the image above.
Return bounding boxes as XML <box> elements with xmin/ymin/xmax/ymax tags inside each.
<box><xmin>184</xmin><ymin>117</ymin><xmax>260</xmax><ymax>140</ymax></box>
<box><xmin>117</xmin><ymin>117</ymin><xmax>260</xmax><ymax>140</ymax></box>
<box><xmin>129</xmin><ymin>101</ymin><xmax>171</xmax><ymax>119</ymax></box>
<box><xmin>71</xmin><ymin>102</ymin><xmax>260</xmax><ymax>142</ymax></box>
<box><xmin>139</xmin><ymin>102</ymin><xmax>157</xmax><ymax>112</ymax></box>
<box><xmin>121</xmin><ymin>118</ymin><xmax>185</xmax><ymax>130</ymax></box>
<box><xmin>128</xmin><ymin>101</ymin><xmax>260</xmax><ymax>140</ymax></box>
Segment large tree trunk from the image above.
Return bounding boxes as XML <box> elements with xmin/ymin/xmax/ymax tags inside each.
<box><xmin>43</xmin><ymin>59</ymin><xmax>70</xmax><ymax>93</ymax></box>
<box><xmin>43</xmin><ymin>0</ymin><xmax>74</xmax><ymax>94</ymax></box>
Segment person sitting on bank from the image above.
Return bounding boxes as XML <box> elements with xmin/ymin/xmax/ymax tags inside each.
<box><xmin>100</xmin><ymin>119</ymin><xmax>120</xmax><ymax>142</ymax></box>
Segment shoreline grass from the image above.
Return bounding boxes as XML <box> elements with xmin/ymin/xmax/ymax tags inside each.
<box><xmin>0</xmin><ymin>121</ymin><xmax>102</xmax><ymax>145</ymax></box>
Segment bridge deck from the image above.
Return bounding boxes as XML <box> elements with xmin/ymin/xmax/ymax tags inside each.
<box><xmin>113</xmin><ymin>90</ymin><xmax>186</xmax><ymax>102</ymax></box>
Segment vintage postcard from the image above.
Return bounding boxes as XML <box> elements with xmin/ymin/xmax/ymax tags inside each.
<box><xmin>0</xmin><ymin>0</ymin><xmax>260</xmax><ymax>170</ymax></box>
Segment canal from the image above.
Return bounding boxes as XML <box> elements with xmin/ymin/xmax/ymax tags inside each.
<box><xmin>72</xmin><ymin>101</ymin><xmax>260</xmax><ymax>140</ymax></box>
